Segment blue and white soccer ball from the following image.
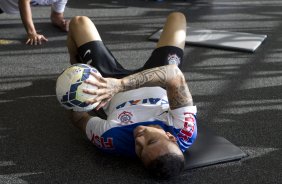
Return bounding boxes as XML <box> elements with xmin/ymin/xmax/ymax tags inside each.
<box><xmin>56</xmin><ymin>64</ymin><xmax>101</xmax><ymax>112</ymax></box>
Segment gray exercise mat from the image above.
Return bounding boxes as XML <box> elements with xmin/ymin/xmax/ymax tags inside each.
<box><xmin>184</xmin><ymin>126</ymin><xmax>247</xmax><ymax>170</ymax></box>
<box><xmin>149</xmin><ymin>27</ymin><xmax>267</xmax><ymax>52</ymax></box>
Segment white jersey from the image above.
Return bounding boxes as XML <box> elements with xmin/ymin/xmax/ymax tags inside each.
<box><xmin>85</xmin><ymin>87</ymin><xmax>197</xmax><ymax>157</ymax></box>
<box><xmin>0</xmin><ymin>0</ymin><xmax>67</xmax><ymax>14</ymax></box>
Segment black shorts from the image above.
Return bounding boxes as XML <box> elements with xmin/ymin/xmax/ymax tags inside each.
<box><xmin>76</xmin><ymin>41</ymin><xmax>184</xmax><ymax>78</ymax></box>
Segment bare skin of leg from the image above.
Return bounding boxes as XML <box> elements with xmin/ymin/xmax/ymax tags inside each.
<box><xmin>67</xmin><ymin>16</ymin><xmax>102</xmax><ymax>64</ymax></box>
<box><xmin>66</xmin><ymin>13</ymin><xmax>186</xmax><ymax>64</ymax></box>
<box><xmin>157</xmin><ymin>12</ymin><xmax>187</xmax><ymax>50</ymax></box>
<box><xmin>51</xmin><ymin>10</ymin><xmax>70</xmax><ymax>32</ymax></box>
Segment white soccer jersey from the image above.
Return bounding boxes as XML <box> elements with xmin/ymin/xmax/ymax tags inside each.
<box><xmin>0</xmin><ymin>0</ymin><xmax>67</xmax><ymax>14</ymax></box>
<box><xmin>85</xmin><ymin>87</ymin><xmax>198</xmax><ymax>157</ymax></box>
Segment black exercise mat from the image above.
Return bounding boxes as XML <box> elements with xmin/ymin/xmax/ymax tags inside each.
<box><xmin>184</xmin><ymin>126</ymin><xmax>247</xmax><ymax>170</ymax></box>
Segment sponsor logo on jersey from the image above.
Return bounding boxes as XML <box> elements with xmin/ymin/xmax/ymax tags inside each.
<box><xmin>90</xmin><ymin>130</ymin><xmax>114</xmax><ymax>149</ymax></box>
<box><xmin>177</xmin><ymin>112</ymin><xmax>196</xmax><ymax>141</ymax></box>
<box><xmin>167</xmin><ymin>54</ymin><xmax>181</xmax><ymax>66</ymax></box>
<box><xmin>116</xmin><ymin>98</ymin><xmax>168</xmax><ymax>109</ymax></box>
<box><xmin>118</xmin><ymin>111</ymin><xmax>133</xmax><ymax>125</ymax></box>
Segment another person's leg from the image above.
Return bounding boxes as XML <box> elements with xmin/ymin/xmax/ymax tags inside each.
<box><xmin>67</xmin><ymin>16</ymin><xmax>133</xmax><ymax>78</ymax></box>
<box><xmin>142</xmin><ymin>12</ymin><xmax>187</xmax><ymax>70</ymax></box>
<box><xmin>50</xmin><ymin>0</ymin><xmax>69</xmax><ymax>31</ymax></box>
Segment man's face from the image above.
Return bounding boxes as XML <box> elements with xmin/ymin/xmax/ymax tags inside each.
<box><xmin>134</xmin><ymin>125</ymin><xmax>183</xmax><ymax>166</ymax></box>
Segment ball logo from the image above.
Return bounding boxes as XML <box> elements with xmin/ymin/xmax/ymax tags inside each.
<box><xmin>118</xmin><ymin>111</ymin><xmax>133</xmax><ymax>125</ymax></box>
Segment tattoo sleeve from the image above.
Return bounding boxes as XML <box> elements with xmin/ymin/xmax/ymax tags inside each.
<box><xmin>121</xmin><ymin>66</ymin><xmax>168</xmax><ymax>90</ymax></box>
<box><xmin>121</xmin><ymin>65</ymin><xmax>193</xmax><ymax>109</ymax></box>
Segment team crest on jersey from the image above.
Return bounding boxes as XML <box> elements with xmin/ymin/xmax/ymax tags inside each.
<box><xmin>167</xmin><ymin>54</ymin><xmax>180</xmax><ymax>65</ymax></box>
<box><xmin>118</xmin><ymin>111</ymin><xmax>133</xmax><ymax>125</ymax></box>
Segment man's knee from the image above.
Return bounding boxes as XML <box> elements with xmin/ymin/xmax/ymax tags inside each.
<box><xmin>167</xmin><ymin>12</ymin><xmax>186</xmax><ymax>22</ymax></box>
<box><xmin>69</xmin><ymin>16</ymin><xmax>92</xmax><ymax>30</ymax></box>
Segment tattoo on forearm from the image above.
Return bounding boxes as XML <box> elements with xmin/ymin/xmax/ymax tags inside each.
<box><xmin>123</xmin><ymin>66</ymin><xmax>168</xmax><ymax>90</ymax></box>
<box><xmin>121</xmin><ymin>65</ymin><xmax>193</xmax><ymax>109</ymax></box>
<box><xmin>108</xmin><ymin>80</ymin><xmax>121</xmax><ymax>95</ymax></box>
<box><xmin>168</xmin><ymin>84</ymin><xmax>193</xmax><ymax>109</ymax></box>
<box><xmin>167</xmin><ymin>71</ymin><xmax>193</xmax><ymax>109</ymax></box>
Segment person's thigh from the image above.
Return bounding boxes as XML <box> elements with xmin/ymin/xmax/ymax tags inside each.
<box><xmin>77</xmin><ymin>41</ymin><xmax>134</xmax><ymax>78</ymax></box>
<box><xmin>141</xmin><ymin>46</ymin><xmax>184</xmax><ymax>71</ymax></box>
<box><xmin>68</xmin><ymin>16</ymin><xmax>135</xmax><ymax>78</ymax></box>
<box><xmin>157</xmin><ymin>12</ymin><xmax>186</xmax><ymax>50</ymax></box>
<box><xmin>68</xmin><ymin>16</ymin><xmax>101</xmax><ymax>48</ymax></box>
<box><xmin>138</xmin><ymin>12</ymin><xmax>186</xmax><ymax>72</ymax></box>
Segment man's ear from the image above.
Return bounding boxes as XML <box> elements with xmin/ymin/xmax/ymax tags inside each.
<box><xmin>165</xmin><ymin>132</ymin><xmax>177</xmax><ymax>142</ymax></box>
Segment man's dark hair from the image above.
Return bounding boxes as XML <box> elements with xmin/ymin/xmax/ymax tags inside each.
<box><xmin>146</xmin><ymin>153</ymin><xmax>185</xmax><ymax>179</ymax></box>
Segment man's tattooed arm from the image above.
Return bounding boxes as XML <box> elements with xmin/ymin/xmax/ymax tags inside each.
<box><xmin>121</xmin><ymin>64</ymin><xmax>193</xmax><ymax>109</ymax></box>
<box><xmin>84</xmin><ymin>64</ymin><xmax>193</xmax><ymax>109</ymax></box>
<box><xmin>121</xmin><ymin>65</ymin><xmax>168</xmax><ymax>90</ymax></box>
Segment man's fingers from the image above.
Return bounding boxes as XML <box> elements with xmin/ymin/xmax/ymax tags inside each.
<box><xmin>83</xmin><ymin>88</ymin><xmax>97</xmax><ymax>95</ymax></box>
<box><xmin>85</xmin><ymin>93</ymin><xmax>110</xmax><ymax>105</ymax></box>
<box><xmin>26</xmin><ymin>39</ymin><xmax>31</xmax><ymax>45</ymax></box>
<box><xmin>91</xmin><ymin>71</ymin><xmax>106</xmax><ymax>82</ymax></box>
<box><xmin>38</xmin><ymin>36</ymin><xmax>48</xmax><ymax>45</ymax></box>
<box><xmin>85</xmin><ymin>99</ymin><xmax>96</xmax><ymax>105</ymax></box>
<box><xmin>26</xmin><ymin>35</ymin><xmax>48</xmax><ymax>46</ymax></box>
<box><xmin>84</xmin><ymin>91</ymin><xmax>107</xmax><ymax>104</ymax></box>
<box><xmin>84</xmin><ymin>78</ymin><xmax>106</xmax><ymax>88</ymax></box>
<box><xmin>95</xmin><ymin>94</ymin><xmax>110</xmax><ymax>103</ymax></box>
<box><xmin>83</xmin><ymin>87</ymin><xmax>110</xmax><ymax>97</ymax></box>
<box><xmin>42</xmin><ymin>36</ymin><xmax>48</xmax><ymax>42</ymax></box>
<box><xmin>95</xmin><ymin>101</ymin><xmax>104</xmax><ymax>110</ymax></box>
<box><xmin>95</xmin><ymin>99</ymin><xmax>110</xmax><ymax>110</ymax></box>
<box><xmin>86</xmin><ymin>93</ymin><xmax>109</xmax><ymax>104</ymax></box>
<box><xmin>38</xmin><ymin>36</ymin><xmax>43</xmax><ymax>45</ymax></box>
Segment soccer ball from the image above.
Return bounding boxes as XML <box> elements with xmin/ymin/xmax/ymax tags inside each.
<box><xmin>56</xmin><ymin>64</ymin><xmax>101</xmax><ymax>112</ymax></box>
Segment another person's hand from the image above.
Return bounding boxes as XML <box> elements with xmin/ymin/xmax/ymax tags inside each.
<box><xmin>53</xmin><ymin>19</ymin><xmax>69</xmax><ymax>32</ymax></box>
<box><xmin>83</xmin><ymin>72</ymin><xmax>122</xmax><ymax>109</ymax></box>
<box><xmin>26</xmin><ymin>33</ymin><xmax>48</xmax><ymax>45</ymax></box>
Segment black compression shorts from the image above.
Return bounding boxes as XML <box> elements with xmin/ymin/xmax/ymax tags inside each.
<box><xmin>76</xmin><ymin>41</ymin><xmax>184</xmax><ymax>78</ymax></box>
